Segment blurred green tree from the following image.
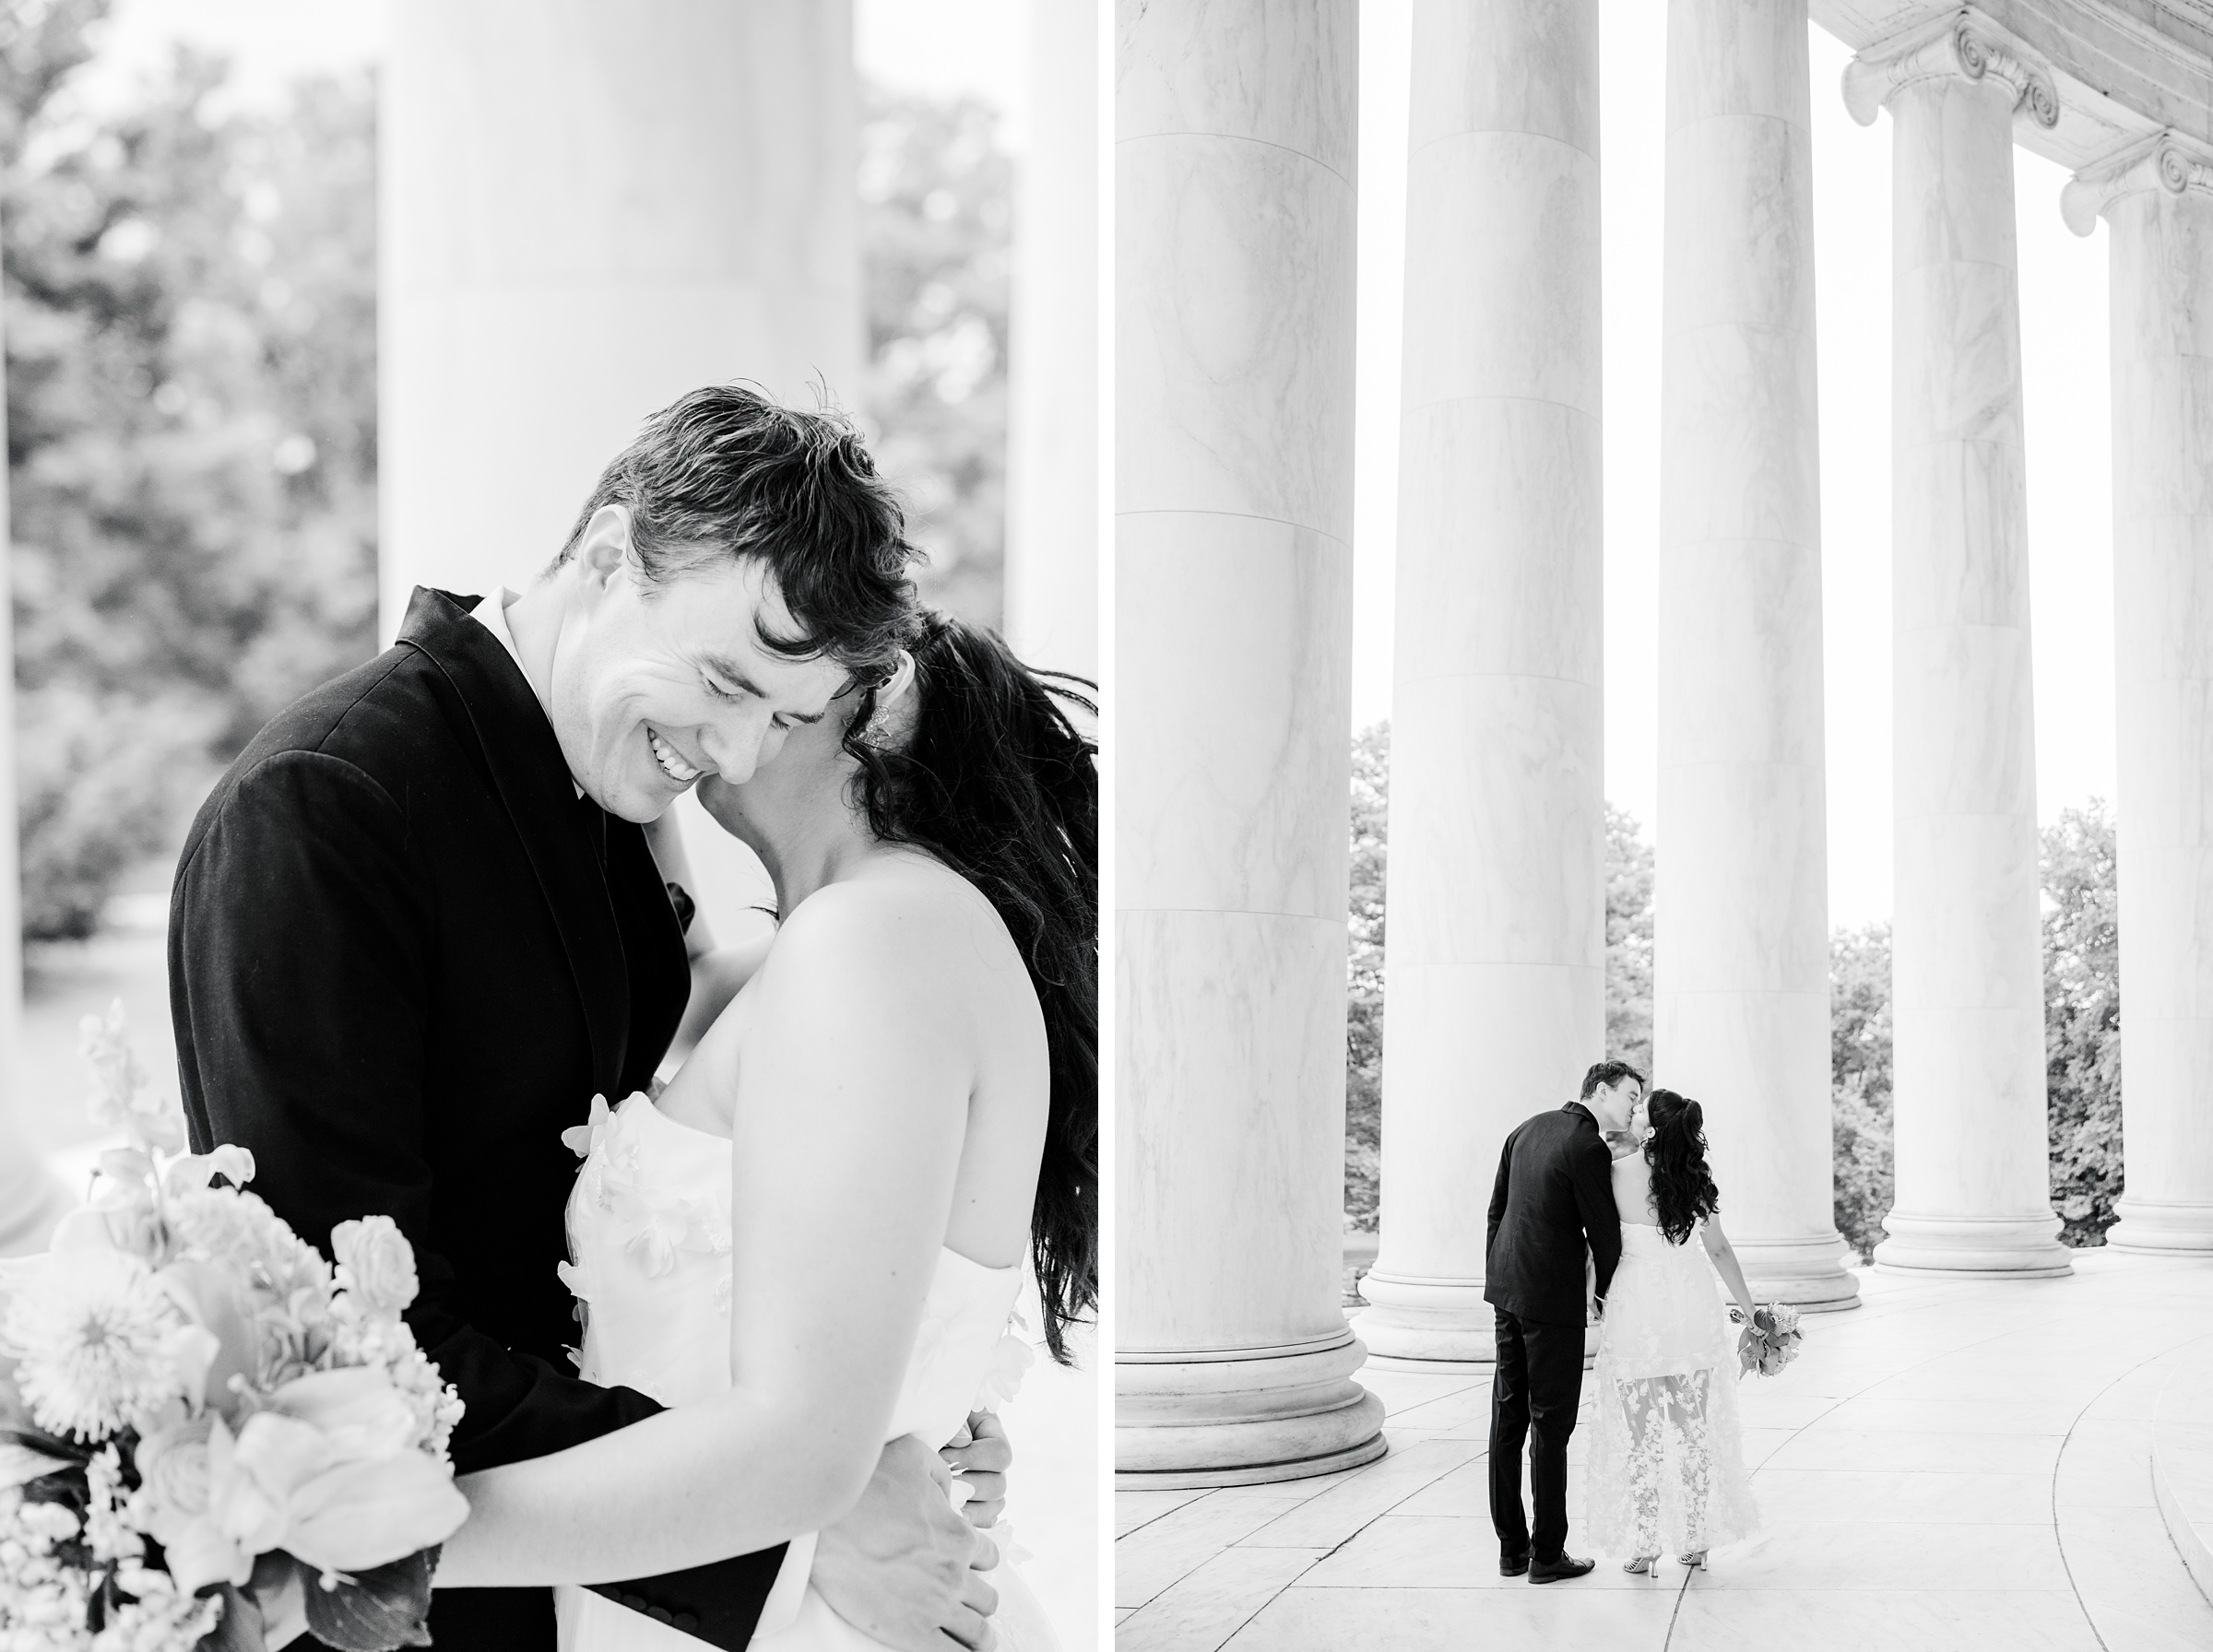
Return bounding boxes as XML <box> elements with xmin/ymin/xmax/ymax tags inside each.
<box><xmin>2043</xmin><ymin>800</ymin><xmax>2123</xmax><ymax>1245</ymax></box>
<box><xmin>859</xmin><ymin>84</ymin><xmax>1009</xmax><ymax>630</ymax></box>
<box><xmin>1604</xmin><ymin>804</ymin><xmax>1654</xmax><ymax>1078</ymax></box>
<box><xmin>5</xmin><ymin>14</ymin><xmax>377</xmax><ymax>936</ymax></box>
<box><xmin>1343</xmin><ymin>721</ymin><xmax>1387</xmax><ymax>1232</ymax></box>
<box><xmin>1829</xmin><ymin>923</ymin><xmax>1895</xmax><ymax>1261</ymax></box>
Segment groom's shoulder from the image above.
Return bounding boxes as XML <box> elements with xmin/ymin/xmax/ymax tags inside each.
<box><xmin>244</xmin><ymin>643</ymin><xmax>454</xmax><ymax>773</ymax></box>
<box><xmin>191</xmin><ymin>644</ymin><xmax>461</xmax><ymax>832</ymax></box>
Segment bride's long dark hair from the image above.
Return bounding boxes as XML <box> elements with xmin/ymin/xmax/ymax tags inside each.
<box><xmin>843</xmin><ymin>612</ymin><xmax>1097</xmax><ymax>1363</ymax></box>
<box><xmin>1643</xmin><ymin>1089</ymin><xmax>1722</xmax><ymax>1246</ymax></box>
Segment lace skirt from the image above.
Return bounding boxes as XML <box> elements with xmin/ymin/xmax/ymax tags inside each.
<box><xmin>1585</xmin><ymin>1226</ymin><xmax>1759</xmax><ymax>1556</ymax></box>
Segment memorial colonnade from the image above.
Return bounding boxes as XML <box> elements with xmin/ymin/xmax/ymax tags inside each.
<box><xmin>1118</xmin><ymin>0</ymin><xmax>2213</xmax><ymax>1485</ymax></box>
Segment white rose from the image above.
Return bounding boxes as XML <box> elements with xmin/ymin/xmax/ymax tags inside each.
<box><xmin>332</xmin><ymin>1215</ymin><xmax>420</xmax><ymax>1316</ymax></box>
<box><xmin>132</xmin><ymin>1415</ymin><xmax>214</xmax><ymax>1547</ymax></box>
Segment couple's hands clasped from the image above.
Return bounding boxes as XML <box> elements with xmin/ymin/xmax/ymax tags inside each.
<box><xmin>811</xmin><ymin>1412</ymin><xmax>1012</xmax><ymax>1652</ymax></box>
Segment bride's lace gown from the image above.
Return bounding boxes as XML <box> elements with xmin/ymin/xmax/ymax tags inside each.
<box><xmin>552</xmin><ymin>1092</ymin><xmax>1058</xmax><ymax>1652</ymax></box>
<box><xmin>1585</xmin><ymin>1175</ymin><xmax>1759</xmax><ymax>1559</ymax></box>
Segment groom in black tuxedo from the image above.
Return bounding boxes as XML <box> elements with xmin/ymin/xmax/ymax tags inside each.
<box><xmin>1484</xmin><ymin>1058</ymin><xmax>1641</xmax><ymax>1584</ymax></box>
<box><xmin>171</xmin><ymin>389</ymin><xmax>1003</xmax><ymax>1652</ymax></box>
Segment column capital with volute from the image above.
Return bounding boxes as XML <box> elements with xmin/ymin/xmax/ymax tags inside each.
<box><xmin>2062</xmin><ymin>130</ymin><xmax>2213</xmax><ymax>237</ymax></box>
<box><xmin>1840</xmin><ymin>6</ymin><xmax>2060</xmax><ymax>133</ymax></box>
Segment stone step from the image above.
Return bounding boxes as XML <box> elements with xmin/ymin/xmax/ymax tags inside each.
<box><xmin>2152</xmin><ymin>1337</ymin><xmax>2213</xmax><ymax>1608</ymax></box>
<box><xmin>2057</xmin><ymin>1339</ymin><xmax>2213</xmax><ymax>1651</ymax></box>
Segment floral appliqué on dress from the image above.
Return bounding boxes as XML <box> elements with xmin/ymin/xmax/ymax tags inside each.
<box><xmin>558</xmin><ymin>1093</ymin><xmax>735</xmax><ymax>1368</ymax></box>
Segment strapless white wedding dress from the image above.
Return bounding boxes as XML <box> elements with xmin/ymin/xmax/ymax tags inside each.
<box><xmin>1585</xmin><ymin>1214</ymin><xmax>1760</xmax><ymax>1559</ymax></box>
<box><xmin>552</xmin><ymin>1092</ymin><xmax>1059</xmax><ymax>1652</ymax></box>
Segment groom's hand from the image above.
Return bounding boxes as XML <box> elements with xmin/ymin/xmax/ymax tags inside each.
<box><xmin>941</xmin><ymin>1411</ymin><xmax>1012</xmax><ymax>1528</ymax></box>
<box><xmin>813</xmin><ymin>1434</ymin><xmax>1000</xmax><ymax>1652</ymax></box>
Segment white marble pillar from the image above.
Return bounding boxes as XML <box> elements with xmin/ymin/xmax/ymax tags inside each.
<box><xmin>1651</xmin><ymin>1</ymin><xmax>1856</xmax><ymax>1307</ymax></box>
<box><xmin>1843</xmin><ymin>8</ymin><xmax>2070</xmax><ymax>1276</ymax></box>
<box><xmin>1003</xmin><ymin>0</ymin><xmax>1098</xmax><ymax>679</ymax></box>
<box><xmin>0</xmin><ymin>303</ymin><xmax>65</xmax><ymax>1256</ymax></box>
<box><xmin>1350</xmin><ymin>0</ymin><xmax>1607</xmax><ymax>1367</ymax></box>
<box><xmin>2063</xmin><ymin>135</ymin><xmax>2213</xmax><ymax>1253</ymax></box>
<box><xmin>1116</xmin><ymin>0</ymin><xmax>1383</xmax><ymax>1484</ymax></box>
<box><xmin>382</xmin><ymin>0</ymin><xmax>857</xmax><ymax>926</ymax></box>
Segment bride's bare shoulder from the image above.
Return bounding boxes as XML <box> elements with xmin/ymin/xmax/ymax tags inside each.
<box><xmin>770</xmin><ymin>855</ymin><xmax>1023</xmax><ymax>987</ymax></box>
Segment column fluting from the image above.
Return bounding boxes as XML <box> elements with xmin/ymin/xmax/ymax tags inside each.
<box><xmin>1115</xmin><ymin>0</ymin><xmax>1384</xmax><ymax>1483</ymax></box>
<box><xmin>1652</xmin><ymin>0</ymin><xmax>1857</xmax><ymax>1307</ymax></box>
<box><xmin>1844</xmin><ymin>7</ymin><xmax>2070</xmax><ymax>1276</ymax></box>
<box><xmin>2065</xmin><ymin>135</ymin><xmax>2213</xmax><ymax>1254</ymax></box>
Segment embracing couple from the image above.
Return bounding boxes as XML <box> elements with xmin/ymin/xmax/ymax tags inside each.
<box><xmin>1484</xmin><ymin>1060</ymin><xmax>1763</xmax><ymax>1583</ymax></box>
<box><xmin>169</xmin><ymin>386</ymin><xmax>1095</xmax><ymax>1652</ymax></box>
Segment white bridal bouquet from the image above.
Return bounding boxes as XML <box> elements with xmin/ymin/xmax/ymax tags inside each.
<box><xmin>0</xmin><ymin>1006</ymin><xmax>468</xmax><ymax>1651</ymax></box>
<box><xmin>1730</xmin><ymin>1301</ymin><xmax>1804</xmax><ymax>1378</ymax></box>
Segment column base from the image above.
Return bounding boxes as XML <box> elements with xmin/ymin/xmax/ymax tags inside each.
<box><xmin>1734</xmin><ymin>1232</ymin><xmax>1863</xmax><ymax>1311</ymax></box>
<box><xmin>1351</xmin><ymin>1270</ymin><xmax>1601</xmax><ymax>1370</ymax></box>
<box><xmin>1872</xmin><ymin>1211</ymin><xmax>2074</xmax><ymax>1276</ymax></box>
<box><xmin>2106</xmin><ymin>1197</ymin><xmax>2213</xmax><ymax>1254</ymax></box>
<box><xmin>1349</xmin><ymin>1268</ymin><xmax>1494</xmax><ymax>1365</ymax></box>
<box><xmin>1117</xmin><ymin>1328</ymin><xmax>1388</xmax><ymax>1488</ymax></box>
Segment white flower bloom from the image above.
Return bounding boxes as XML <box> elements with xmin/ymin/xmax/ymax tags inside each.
<box><xmin>77</xmin><ymin>1001</ymin><xmax>184</xmax><ymax>1157</ymax></box>
<box><xmin>332</xmin><ymin>1215</ymin><xmax>419</xmax><ymax>1316</ymax></box>
<box><xmin>4</xmin><ymin>1250</ymin><xmax>183</xmax><ymax>1441</ymax></box>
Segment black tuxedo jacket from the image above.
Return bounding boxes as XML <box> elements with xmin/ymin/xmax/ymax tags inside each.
<box><xmin>171</xmin><ymin>588</ymin><xmax>786</xmax><ymax>1651</ymax></box>
<box><xmin>1483</xmin><ymin>1102</ymin><xmax>1622</xmax><ymax>1328</ymax></box>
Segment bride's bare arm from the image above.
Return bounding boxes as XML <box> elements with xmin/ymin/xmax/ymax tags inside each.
<box><xmin>433</xmin><ymin>881</ymin><xmax>974</xmax><ymax>1586</ymax></box>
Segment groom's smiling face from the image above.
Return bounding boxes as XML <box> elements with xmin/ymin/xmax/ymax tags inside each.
<box><xmin>547</xmin><ymin>511</ymin><xmax>849</xmax><ymax>821</ymax></box>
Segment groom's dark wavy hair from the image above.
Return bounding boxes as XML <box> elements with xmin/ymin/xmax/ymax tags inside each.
<box><xmin>844</xmin><ymin>614</ymin><xmax>1098</xmax><ymax>1364</ymax></box>
<box><xmin>553</xmin><ymin>384</ymin><xmax>917</xmax><ymax>680</ymax></box>
<box><xmin>1643</xmin><ymin>1090</ymin><xmax>1722</xmax><ymax>1246</ymax></box>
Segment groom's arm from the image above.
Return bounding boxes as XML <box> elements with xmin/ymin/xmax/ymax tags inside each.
<box><xmin>1485</xmin><ymin>1135</ymin><xmax>1513</xmax><ymax>1260</ymax></box>
<box><xmin>168</xmin><ymin>750</ymin><xmax>676</xmax><ymax>1468</ymax></box>
<box><xmin>1570</xmin><ymin>1139</ymin><xmax>1622</xmax><ymax>1304</ymax></box>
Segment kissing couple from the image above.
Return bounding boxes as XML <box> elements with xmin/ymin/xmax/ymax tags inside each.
<box><xmin>1484</xmin><ymin>1060</ymin><xmax>1767</xmax><ymax>1583</ymax></box>
<box><xmin>170</xmin><ymin>385</ymin><xmax>1096</xmax><ymax>1652</ymax></box>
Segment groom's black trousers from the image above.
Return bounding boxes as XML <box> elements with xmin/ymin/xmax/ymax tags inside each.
<box><xmin>1488</xmin><ymin>1308</ymin><xmax>1586</xmax><ymax>1561</ymax></box>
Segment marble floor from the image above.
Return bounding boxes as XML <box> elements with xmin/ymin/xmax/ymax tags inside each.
<box><xmin>1116</xmin><ymin>1250</ymin><xmax>2213</xmax><ymax>1651</ymax></box>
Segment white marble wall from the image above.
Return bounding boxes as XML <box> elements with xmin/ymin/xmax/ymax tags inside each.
<box><xmin>381</xmin><ymin>0</ymin><xmax>855</xmax><ymax>928</ymax></box>
<box><xmin>1350</xmin><ymin>0</ymin><xmax>1606</xmax><ymax>1367</ymax></box>
<box><xmin>1116</xmin><ymin>0</ymin><xmax>1383</xmax><ymax>1482</ymax></box>
<box><xmin>2071</xmin><ymin>136</ymin><xmax>2213</xmax><ymax>1253</ymax></box>
<box><xmin>1849</xmin><ymin>14</ymin><xmax>2069</xmax><ymax>1275</ymax></box>
<box><xmin>1004</xmin><ymin>0</ymin><xmax>1099</xmax><ymax>680</ymax></box>
<box><xmin>1652</xmin><ymin>1</ymin><xmax>1856</xmax><ymax>1306</ymax></box>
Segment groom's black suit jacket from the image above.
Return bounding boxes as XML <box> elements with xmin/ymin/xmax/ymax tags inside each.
<box><xmin>1484</xmin><ymin>1102</ymin><xmax>1622</xmax><ymax>1328</ymax></box>
<box><xmin>171</xmin><ymin>587</ymin><xmax>786</xmax><ymax>1652</ymax></box>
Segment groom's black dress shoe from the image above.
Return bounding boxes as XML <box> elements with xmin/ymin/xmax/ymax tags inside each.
<box><xmin>1499</xmin><ymin>1544</ymin><xmax>1533</xmax><ymax>1577</ymax></box>
<box><xmin>1529</xmin><ymin>1552</ymin><xmax>1596</xmax><ymax>1585</ymax></box>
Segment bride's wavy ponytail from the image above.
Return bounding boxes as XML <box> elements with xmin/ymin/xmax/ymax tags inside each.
<box><xmin>1643</xmin><ymin>1089</ymin><xmax>1721</xmax><ymax>1246</ymax></box>
<box><xmin>844</xmin><ymin>613</ymin><xmax>1097</xmax><ymax>1363</ymax></box>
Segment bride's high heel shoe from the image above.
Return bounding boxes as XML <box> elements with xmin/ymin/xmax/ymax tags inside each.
<box><xmin>1677</xmin><ymin>1551</ymin><xmax>1707</xmax><ymax>1570</ymax></box>
<box><xmin>1623</xmin><ymin>1554</ymin><xmax>1660</xmax><ymax>1575</ymax></box>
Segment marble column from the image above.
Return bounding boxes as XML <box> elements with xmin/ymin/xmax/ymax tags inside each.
<box><xmin>0</xmin><ymin>303</ymin><xmax>65</xmax><ymax>1256</ymax></box>
<box><xmin>1350</xmin><ymin>0</ymin><xmax>1607</xmax><ymax>1368</ymax></box>
<box><xmin>1651</xmin><ymin>1</ymin><xmax>1856</xmax><ymax>1307</ymax></box>
<box><xmin>1843</xmin><ymin>8</ymin><xmax>2070</xmax><ymax>1276</ymax></box>
<box><xmin>1116</xmin><ymin>0</ymin><xmax>1383</xmax><ymax>1484</ymax></box>
<box><xmin>2063</xmin><ymin>135</ymin><xmax>2213</xmax><ymax>1253</ymax></box>
<box><xmin>1003</xmin><ymin>0</ymin><xmax>1098</xmax><ymax>679</ymax></box>
<box><xmin>382</xmin><ymin>0</ymin><xmax>857</xmax><ymax>926</ymax></box>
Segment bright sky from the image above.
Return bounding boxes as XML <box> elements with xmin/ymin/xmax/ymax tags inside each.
<box><xmin>1355</xmin><ymin>3</ymin><xmax>2115</xmax><ymax>927</ymax></box>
